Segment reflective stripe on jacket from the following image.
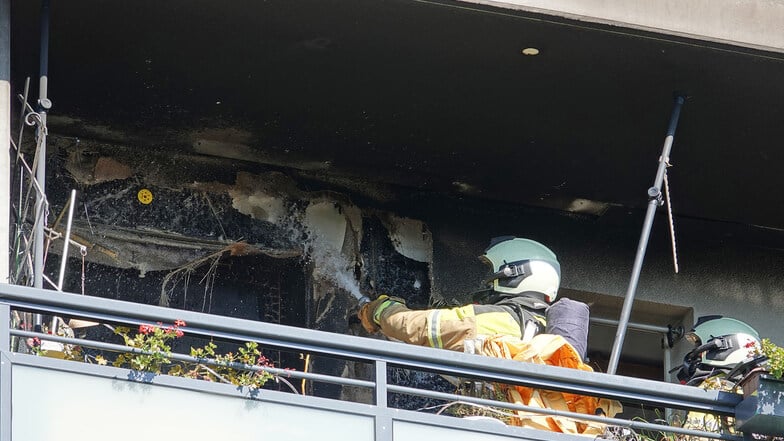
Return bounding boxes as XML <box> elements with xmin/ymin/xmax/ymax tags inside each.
<box><xmin>377</xmin><ymin>302</ymin><xmax>544</xmax><ymax>351</ymax></box>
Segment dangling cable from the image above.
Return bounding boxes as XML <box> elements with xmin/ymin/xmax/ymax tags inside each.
<box><xmin>81</xmin><ymin>247</ymin><xmax>87</xmax><ymax>295</ymax></box>
<box><xmin>301</xmin><ymin>353</ymin><xmax>311</xmax><ymax>395</ymax></box>
<box><xmin>663</xmin><ymin>164</ymin><xmax>679</xmax><ymax>273</ymax></box>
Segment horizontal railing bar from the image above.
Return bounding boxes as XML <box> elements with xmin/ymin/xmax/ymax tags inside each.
<box><xmin>7</xmin><ymin>299</ymin><xmax>381</xmax><ymax>362</ymax></box>
<box><xmin>590</xmin><ymin>317</ymin><xmax>671</xmax><ymax>334</ymax></box>
<box><xmin>10</xmin><ymin>329</ymin><xmax>376</xmax><ymax>389</ymax></box>
<box><xmin>388</xmin><ymin>357</ymin><xmax>738</xmax><ymax>415</ymax></box>
<box><xmin>387</xmin><ymin>384</ymin><xmax>741</xmax><ymax>441</ymax></box>
<box><xmin>0</xmin><ymin>284</ymin><xmax>740</xmax><ymax>414</ymax></box>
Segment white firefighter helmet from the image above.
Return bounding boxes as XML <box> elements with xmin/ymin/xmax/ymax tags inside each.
<box><xmin>687</xmin><ymin>316</ymin><xmax>760</xmax><ymax>369</ymax></box>
<box><xmin>676</xmin><ymin>316</ymin><xmax>761</xmax><ymax>383</ymax></box>
<box><xmin>480</xmin><ymin>236</ymin><xmax>561</xmax><ymax>302</ymax></box>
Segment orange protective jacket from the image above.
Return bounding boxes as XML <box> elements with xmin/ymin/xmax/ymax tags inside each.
<box><xmin>481</xmin><ymin>334</ymin><xmax>622</xmax><ymax>435</ymax></box>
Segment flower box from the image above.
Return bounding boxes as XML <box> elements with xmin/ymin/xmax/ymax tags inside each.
<box><xmin>735</xmin><ymin>372</ymin><xmax>784</xmax><ymax>436</ymax></box>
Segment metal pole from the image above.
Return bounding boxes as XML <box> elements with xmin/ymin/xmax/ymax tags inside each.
<box><xmin>663</xmin><ymin>344</ymin><xmax>672</xmax><ymax>382</ymax></box>
<box><xmin>33</xmin><ymin>0</ymin><xmax>52</xmax><ymax>329</ymax></box>
<box><xmin>607</xmin><ymin>95</ymin><xmax>686</xmax><ymax>375</ymax></box>
<box><xmin>0</xmin><ymin>0</ymin><xmax>10</xmax><ymax>284</ymax></box>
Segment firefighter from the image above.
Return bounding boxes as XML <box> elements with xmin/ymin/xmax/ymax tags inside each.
<box><xmin>357</xmin><ymin>236</ymin><xmax>589</xmax><ymax>359</ymax></box>
<box><xmin>675</xmin><ymin>315</ymin><xmax>762</xmax><ymax>387</ymax></box>
<box><xmin>357</xmin><ymin>236</ymin><xmax>621</xmax><ymax>434</ymax></box>
<box><xmin>674</xmin><ymin>316</ymin><xmax>764</xmax><ymax>435</ymax></box>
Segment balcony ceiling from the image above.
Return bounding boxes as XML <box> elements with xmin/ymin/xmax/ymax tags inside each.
<box><xmin>10</xmin><ymin>0</ymin><xmax>784</xmax><ymax>230</ymax></box>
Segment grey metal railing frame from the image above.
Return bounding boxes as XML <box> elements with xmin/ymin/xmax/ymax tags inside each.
<box><xmin>0</xmin><ymin>283</ymin><xmax>744</xmax><ymax>441</ymax></box>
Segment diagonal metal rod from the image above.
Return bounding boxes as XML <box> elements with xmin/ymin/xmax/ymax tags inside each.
<box><xmin>16</xmin><ymin>77</ymin><xmax>30</xmax><ymax>158</ymax></box>
<box><xmin>9</xmin><ymin>138</ymin><xmax>49</xmax><ymax>285</ymax></box>
<box><xmin>607</xmin><ymin>95</ymin><xmax>686</xmax><ymax>375</ymax></box>
<box><xmin>56</xmin><ymin>190</ymin><xmax>78</xmax><ymax>291</ymax></box>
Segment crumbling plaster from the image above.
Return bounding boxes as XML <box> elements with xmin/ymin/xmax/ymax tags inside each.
<box><xmin>52</xmin><ymin>135</ymin><xmax>434</xmax><ymax>313</ymax></box>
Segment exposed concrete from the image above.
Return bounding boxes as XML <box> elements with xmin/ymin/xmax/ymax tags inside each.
<box><xmin>303</xmin><ymin>199</ymin><xmax>364</xmax><ymax>299</ymax></box>
<box><xmin>305</xmin><ymin>201</ymin><xmax>349</xmax><ymax>252</ymax></box>
<box><xmin>379</xmin><ymin>215</ymin><xmax>433</xmax><ymax>264</ymax></box>
<box><xmin>228</xmin><ymin>178</ymin><xmax>288</xmax><ymax>225</ymax></box>
<box><xmin>468</xmin><ymin>0</ymin><xmax>784</xmax><ymax>53</ymax></box>
<box><xmin>48</xmin><ymin>137</ymin><xmax>434</xmax><ymax>311</ymax></box>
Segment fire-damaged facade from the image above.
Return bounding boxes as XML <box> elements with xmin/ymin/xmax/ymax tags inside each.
<box><xmin>2</xmin><ymin>1</ymin><xmax>784</xmax><ymax>440</ymax></box>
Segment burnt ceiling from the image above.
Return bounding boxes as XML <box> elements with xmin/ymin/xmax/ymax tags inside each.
<box><xmin>10</xmin><ymin>0</ymin><xmax>784</xmax><ymax>230</ymax></box>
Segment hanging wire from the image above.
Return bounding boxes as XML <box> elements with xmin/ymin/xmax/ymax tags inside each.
<box><xmin>81</xmin><ymin>247</ymin><xmax>88</xmax><ymax>295</ymax></box>
<box><xmin>663</xmin><ymin>164</ymin><xmax>679</xmax><ymax>273</ymax></box>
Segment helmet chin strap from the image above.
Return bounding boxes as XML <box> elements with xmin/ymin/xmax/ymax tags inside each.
<box><xmin>472</xmin><ymin>290</ymin><xmax>548</xmax><ymax>309</ymax></box>
<box><xmin>483</xmin><ymin>261</ymin><xmax>531</xmax><ymax>285</ymax></box>
<box><xmin>676</xmin><ymin>339</ymin><xmax>724</xmax><ymax>382</ymax></box>
<box><xmin>494</xmin><ymin>291</ymin><xmax>549</xmax><ymax>309</ymax></box>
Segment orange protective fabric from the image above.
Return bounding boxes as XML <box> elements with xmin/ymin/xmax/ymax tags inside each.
<box><xmin>481</xmin><ymin>334</ymin><xmax>622</xmax><ymax>435</ymax></box>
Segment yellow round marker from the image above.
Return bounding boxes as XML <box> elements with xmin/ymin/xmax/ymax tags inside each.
<box><xmin>137</xmin><ymin>188</ymin><xmax>153</xmax><ymax>205</ymax></box>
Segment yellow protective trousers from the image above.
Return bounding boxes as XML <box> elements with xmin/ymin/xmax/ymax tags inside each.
<box><xmin>377</xmin><ymin>303</ymin><xmax>533</xmax><ymax>352</ymax></box>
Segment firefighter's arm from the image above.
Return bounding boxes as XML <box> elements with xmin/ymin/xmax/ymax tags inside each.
<box><xmin>357</xmin><ymin>294</ymin><xmax>407</xmax><ymax>333</ymax></box>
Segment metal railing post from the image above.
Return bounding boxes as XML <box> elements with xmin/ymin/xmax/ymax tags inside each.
<box><xmin>374</xmin><ymin>360</ymin><xmax>392</xmax><ymax>441</ymax></box>
<box><xmin>0</xmin><ymin>303</ymin><xmax>12</xmax><ymax>441</ymax></box>
<box><xmin>0</xmin><ymin>303</ymin><xmax>9</xmax><ymax>353</ymax></box>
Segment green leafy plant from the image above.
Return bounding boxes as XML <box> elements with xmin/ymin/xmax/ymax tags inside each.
<box><xmin>113</xmin><ymin>321</ymin><xmax>185</xmax><ymax>373</ymax></box>
<box><xmin>169</xmin><ymin>341</ymin><xmax>275</xmax><ymax>389</ymax></box>
<box><xmin>760</xmin><ymin>339</ymin><xmax>784</xmax><ymax>380</ymax></box>
<box><xmin>110</xmin><ymin>320</ymin><xmax>277</xmax><ymax>389</ymax></box>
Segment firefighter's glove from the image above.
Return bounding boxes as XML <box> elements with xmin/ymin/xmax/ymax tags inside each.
<box><xmin>357</xmin><ymin>294</ymin><xmax>406</xmax><ymax>334</ymax></box>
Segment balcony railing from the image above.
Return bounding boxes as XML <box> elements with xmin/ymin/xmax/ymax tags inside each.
<box><xmin>0</xmin><ymin>283</ymin><xmax>745</xmax><ymax>441</ymax></box>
